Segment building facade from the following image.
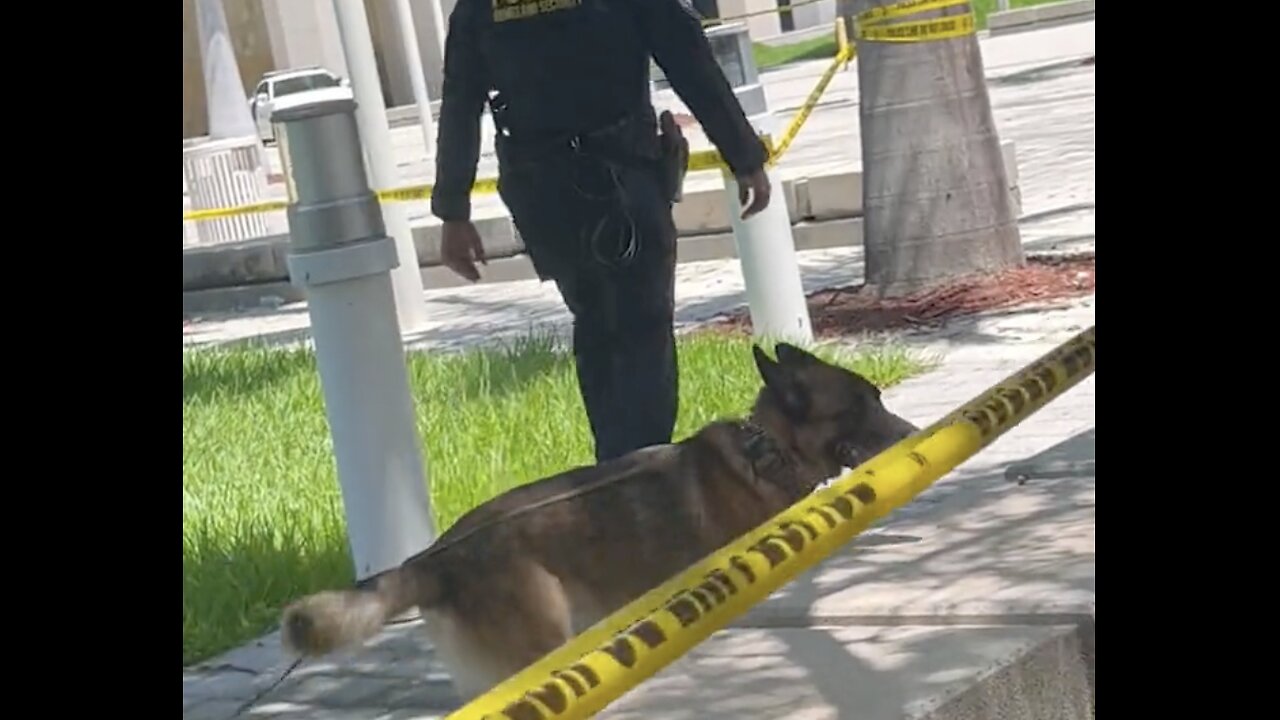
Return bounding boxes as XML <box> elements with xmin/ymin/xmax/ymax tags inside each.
<box><xmin>182</xmin><ymin>0</ymin><xmax>836</xmax><ymax>139</ymax></box>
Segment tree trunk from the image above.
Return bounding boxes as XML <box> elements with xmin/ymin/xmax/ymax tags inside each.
<box><xmin>855</xmin><ymin>1</ymin><xmax>1023</xmax><ymax>297</ymax></box>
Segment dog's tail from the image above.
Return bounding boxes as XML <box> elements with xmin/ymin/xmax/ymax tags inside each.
<box><xmin>280</xmin><ymin>562</ymin><xmax>441</xmax><ymax>657</ymax></box>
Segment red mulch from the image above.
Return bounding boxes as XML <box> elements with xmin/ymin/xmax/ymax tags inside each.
<box><xmin>709</xmin><ymin>255</ymin><xmax>1095</xmax><ymax>337</ymax></box>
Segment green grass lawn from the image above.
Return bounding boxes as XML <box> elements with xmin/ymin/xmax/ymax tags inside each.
<box><xmin>752</xmin><ymin>0</ymin><xmax>1070</xmax><ymax>70</ymax></box>
<box><xmin>182</xmin><ymin>332</ymin><xmax>932</xmax><ymax>666</ymax></box>
<box><xmin>754</xmin><ymin>35</ymin><xmax>841</xmax><ymax>70</ymax></box>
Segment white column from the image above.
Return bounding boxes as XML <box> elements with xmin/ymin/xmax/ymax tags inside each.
<box><xmin>194</xmin><ymin>0</ymin><xmax>258</xmax><ymax>140</ymax></box>
<box><xmin>262</xmin><ymin>0</ymin><xmax>350</xmax><ymax>79</ymax></box>
<box><xmin>331</xmin><ymin>0</ymin><xmax>431</xmax><ymax>334</ymax></box>
<box><xmin>392</xmin><ymin>0</ymin><xmax>437</xmax><ymax>160</ymax></box>
<box><xmin>425</xmin><ymin>0</ymin><xmax>447</xmax><ymax>57</ymax></box>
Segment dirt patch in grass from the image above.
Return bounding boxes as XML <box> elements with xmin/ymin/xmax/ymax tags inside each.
<box><xmin>709</xmin><ymin>255</ymin><xmax>1095</xmax><ymax>337</ymax></box>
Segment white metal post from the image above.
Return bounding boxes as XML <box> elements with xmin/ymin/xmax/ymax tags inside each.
<box><xmin>722</xmin><ymin>113</ymin><xmax>813</xmax><ymax>344</ymax></box>
<box><xmin>392</xmin><ymin>0</ymin><xmax>437</xmax><ymax>160</ymax></box>
<box><xmin>272</xmin><ymin>90</ymin><xmax>436</xmax><ymax>580</ymax></box>
<box><xmin>709</xmin><ymin>23</ymin><xmax>813</xmax><ymax>344</ymax></box>
<box><xmin>330</xmin><ymin>0</ymin><xmax>430</xmax><ymax>335</ymax></box>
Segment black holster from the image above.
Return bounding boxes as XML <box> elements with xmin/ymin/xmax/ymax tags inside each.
<box><xmin>492</xmin><ymin>108</ymin><xmax>684</xmax><ymax>202</ymax></box>
<box><xmin>657</xmin><ymin>110</ymin><xmax>690</xmax><ymax>204</ymax></box>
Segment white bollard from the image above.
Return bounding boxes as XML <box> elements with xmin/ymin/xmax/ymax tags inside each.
<box><xmin>331</xmin><ymin>0</ymin><xmax>430</xmax><ymax>336</ymax></box>
<box><xmin>271</xmin><ymin>90</ymin><xmax>436</xmax><ymax>580</ymax></box>
<box><xmin>722</xmin><ymin>111</ymin><xmax>813</xmax><ymax>345</ymax></box>
<box><xmin>704</xmin><ymin>22</ymin><xmax>813</xmax><ymax>345</ymax></box>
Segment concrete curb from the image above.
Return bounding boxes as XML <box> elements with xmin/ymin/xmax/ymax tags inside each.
<box><xmin>988</xmin><ymin>0</ymin><xmax>1096</xmax><ymax>36</ymax></box>
<box><xmin>182</xmin><ymin>142</ymin><xmax>1020</xmax><ymax>314</ymax></box>
<box><xmin>181</xmin><ymin>244</ymin><xmax>1091</xmax><ymax>354</ymax></box>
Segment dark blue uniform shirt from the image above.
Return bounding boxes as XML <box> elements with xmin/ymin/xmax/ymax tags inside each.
<box><xmin>431</xmin><ymin>0</ymin><xmax>769</xmax><ymax>222</ymax></box>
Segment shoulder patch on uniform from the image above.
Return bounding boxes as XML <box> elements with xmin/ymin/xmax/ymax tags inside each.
<box><xmin>492</xmin><ymin>0</ymin><xmax>583</xmax><ymax>23</ymax></box>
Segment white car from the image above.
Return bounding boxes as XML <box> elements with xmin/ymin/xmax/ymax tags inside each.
<box><xmin>249</xmin><ymin>67</ymin><xmax>350</xmax><ymax>144</ymax></box>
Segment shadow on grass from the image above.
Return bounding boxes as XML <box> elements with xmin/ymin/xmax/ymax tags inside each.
<box><xmin>182</xmin><ymin>521</ymin><xmax>355</xmax><ymax>667</ymax></box>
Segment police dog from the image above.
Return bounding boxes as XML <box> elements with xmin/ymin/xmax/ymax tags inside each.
<box><xmin>280</xmin><ymin>343</ymin><xmax>918</xmax><ymax>700</ymax></box>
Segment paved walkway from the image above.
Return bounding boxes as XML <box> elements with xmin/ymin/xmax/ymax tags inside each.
<box><xmin>183</xmin><ymin>295</ymin><xmax>1095</xmax><ymax>720</ymax></box>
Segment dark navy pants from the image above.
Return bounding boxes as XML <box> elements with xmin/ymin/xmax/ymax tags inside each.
<box><xmin>497</xmin><ymin>146</ymin><xmax>679</xmax><ymax>463</ymax></box>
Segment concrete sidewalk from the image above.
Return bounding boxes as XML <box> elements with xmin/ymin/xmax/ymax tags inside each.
<box><xmin>182</xmin><ymin>223</ymin><xmax>1095</xmax><ymax>352</ymax></box>
<box><xmin>182</xmin><ymin>298</ymin><xmax>1096</xmax><ymax>720</ymax></box>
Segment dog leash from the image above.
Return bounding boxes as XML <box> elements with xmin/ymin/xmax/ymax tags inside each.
<box><xmin>229</xmin><ymin>656</ymin><xmax>302</xmax><ymax>717</ymax></box>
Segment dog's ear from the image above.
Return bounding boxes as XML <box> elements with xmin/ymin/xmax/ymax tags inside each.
<box><xmin>775</xmin><ymin>342</ymin><xmax>822</xmax><ymax>367</ymax></box>
<box><xmin>752</xmin><ymin>344</ymin><xmax>780</xmax><ymax>382</ymax></box>
<box><xmin>753</xmin><ymin>344</ymin><xmax>809</xmax><ymax>419</ymax></box>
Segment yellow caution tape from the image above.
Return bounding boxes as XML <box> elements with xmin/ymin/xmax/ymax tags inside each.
<box><xmin>185</xmin><ymin>4</ymin><xmax>861</xmax><ymax>224</ymax></box>
<box><xmin>770</xmin><ymin>45</ymin><xmax>853</xmax><ymax>163</ymax></box>
<box><xmin>702</xmin><ymin>0</ymin><xmax>825</xmax><ymax>26</ymax></box>
<box><xmin>183</xmin><ymin>145</ymin><xmax>756</xmax><ymax>221</ymax></box>
<box><xmin>185</xmin><ymin>125</ymin><xmax>787</xmax><ymax>220</ymax></box>
<box><xmin>190</xmin><ymin>2</ymin><xmax>968</xmax><ymax>224</ymax></box>
<box><xmin>855</xmin><ymin>0</ymin><xmax>977</xmax><ymax>43</ymax></box>
<box><xmin>858</xmin><ymin>12</ymin><xmax>975</xmax><ymax>41</ymax></box>
<box><xmin>373</xmin><ymin>185</ymin><xmax>432</xmax><ymax>203</ymax></box>
<box><xmin>444</xmin><ymin>326</ymin><xmax>1096</xmax><ymax>720</ymax></box>
<box><xmin>374</xmin><ymin>176</ymin><xmax>500</xmax><ymax>204</ymax></box>
<box><xmin>691</xmin><ymin>135</ymin><xmax>783</xmax><ymax>173</ymax></box>
<box><xmin>686</xmin><ymin>147</ymin><xmax>733</xmax><ymax>173</ymax></box>
<box><xmin>183</xmin><ymin>199</ymin><xmax>288</xmax><ymax>222</ymax></box>
<box><xmin>858</xmin><ymin>0</ymin><xmax>969</xmax><ymax>23</ymax></box>
<box><xmin>834</xmin><ymin>16</ymin><xmax>853</xmax><ymax>68</ymax></box>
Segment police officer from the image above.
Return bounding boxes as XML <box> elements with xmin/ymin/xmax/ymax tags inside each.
<box><xmin>432</xmin><ymin>0</ymin><xmax>772</xmax><ymax>463</ymax></box>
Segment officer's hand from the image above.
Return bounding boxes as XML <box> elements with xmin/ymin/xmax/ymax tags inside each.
<box><xmin>441</xmin><ymin>220</ymin><xmax>487</xmax><ymax>282</ymax></box>
<box><xmin>736</xmin><ymin>168</ymin><xmax>771</xmax><ymax>220</ymax></box>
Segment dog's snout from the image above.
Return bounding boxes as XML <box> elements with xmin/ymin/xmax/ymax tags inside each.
<box><xmin>893</xmin><ymin>414</ymin><xmax>920</xmax><ymax>439</ymax></box>
<box><xmin>848</xmin><ymin>412</ymin><xmax>922</xmax><ymax>467</ymax></box>
<box><xmin>869</xmin><ymin>413</ymin><xmax>919</xmax><ymax>456</ymax></box>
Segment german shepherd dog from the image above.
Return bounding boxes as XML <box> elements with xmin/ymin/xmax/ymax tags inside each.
<box><xmin>281</xmin><ymin>343</ymin><xmax>918</xmax><ymax>700</ymax></box>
